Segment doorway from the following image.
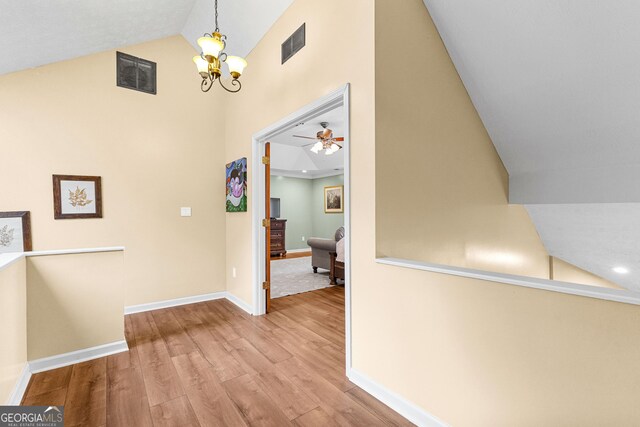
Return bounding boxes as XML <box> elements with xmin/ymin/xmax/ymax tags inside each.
<box><xmin>251</xmin><ymin>84</ymin><xmax>351</xmax><ymax>368</ymax></box>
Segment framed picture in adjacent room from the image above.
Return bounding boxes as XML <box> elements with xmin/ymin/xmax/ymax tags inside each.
<box><xmin>53</xmin><ymin>175</ymin><xmax>103</xmax><ymax>219</ymax></box>
<box><xmin>324</xmin><ymin>185</ymin><xmax>344</xmax><ymax>213</ymax></box>
<box><xmin>0</xmin><ymin>211</ymin><xmax>32</xmax><ymax>253</ymax></box>
<box><xmin>226</xmin><ymin>158</ymin><xmax>248</xmax><ymax>212</ymax></box>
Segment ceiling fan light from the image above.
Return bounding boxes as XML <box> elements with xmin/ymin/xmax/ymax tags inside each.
<box><xmin>198</xmin><ymin>36</ymin><xmax>224</xmax><ymax>59</ymax></box>
<box><xmin>310</xmin><ymin>141</ymin><xmax>323</xmax><ymax>153</ymax></box>
<box><xmin>193</xmin><ymin>56</ymin><xmax>209</xmax><ymax>76</ymax></box>
<box><xmin>226</xmin><ymin>55</ymin><xmax>247</xmax><ymax>79</ymax></box>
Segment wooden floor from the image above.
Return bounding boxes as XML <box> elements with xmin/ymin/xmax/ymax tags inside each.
<box><xmin>21</xmin><ymin>286</ymin><xmax>412</xmax><ymax>426</ymax></box>
<box><xmin>271</xmin><ymin>251</ymin><xmax>312</xmax><ymax>261</ymax></box>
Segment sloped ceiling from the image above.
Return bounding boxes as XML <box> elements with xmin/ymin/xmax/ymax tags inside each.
<box><xmin>0</xmin><ymin>0</ymin><xmax>293</xmax><ymax>76</ymax></box>
<box><xmin>423</xmin><ymin>0</ymin><xmax>640</xmax><ymax>289</ymax></box>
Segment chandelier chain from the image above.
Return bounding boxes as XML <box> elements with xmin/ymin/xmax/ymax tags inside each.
<box><xmin>214</xmin><ymin>0</ymin><xmax>219</xmax><ymax>32</ymax></box>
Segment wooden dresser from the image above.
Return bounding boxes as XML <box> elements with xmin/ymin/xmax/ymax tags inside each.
<box><xmin>270</xmin><ymin>219</ymin><xmax>287</xmax><ymax>257</ymax></box>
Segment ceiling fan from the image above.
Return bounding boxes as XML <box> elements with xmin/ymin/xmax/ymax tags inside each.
<box><xmin>294</xmin><ymin>122</ymin><xmax>344</xmax><ymax>155</ymax></box>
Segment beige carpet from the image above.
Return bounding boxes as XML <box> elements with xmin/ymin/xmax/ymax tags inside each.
<box><xmin>271</xmin><ymin>256</ymin><xmax>334</xmax><ymax>299</ymax></box>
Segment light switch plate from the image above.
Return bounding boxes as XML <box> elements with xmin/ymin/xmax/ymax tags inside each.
<box><xmin>180</xmin><ymin>207</ymin><xmax>192</xmax><ymax>217</ymax></box>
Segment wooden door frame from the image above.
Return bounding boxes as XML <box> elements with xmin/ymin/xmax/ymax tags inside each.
<box><xmin>251</xmin><ymin>84</ymin><xmax>352</xmax><ymax>371</ymax></box>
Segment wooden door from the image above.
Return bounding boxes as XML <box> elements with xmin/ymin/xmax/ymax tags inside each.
<box><xmin>264</xmin><ymin>142</ymin><xmax>271</xmax><ymax>313</ymax></box>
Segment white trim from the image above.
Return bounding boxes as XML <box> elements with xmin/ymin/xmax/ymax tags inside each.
<box><xmin>270</xmin><ymin>169</ymin><xmax>344</xmax><ymax>180</ymax></box>
<box><xmin>251</xmin><ymin>84</ymin><xmax>352</xmax><ymax>371</ymax></box>
<box><xmin>25</xmin><ymin>246</ymin><xmax>125</xmax><ymax>257</ymax></box>
<box><xmin>348</xmin><ymin>369</ymin><xmax>448</xmax><ymax>427</ymax></box>
<box><xmin>224</xmin><ymin>292</ymin><xmax>254</xmax><ymax>315</ymax></box>
<box><xmin>376</xmin><ymin>257</ymin><xmax>640</xmax><ymax>306</ymax></box>
<box><xmin>0</xmin><ymin>253</ymin><xmax>24</xmax><ymax>272</ymax></box>
<box><xmin>124</xmin><ymin>291</ymin><xmax>254</xmax><ymax>316</ymax></box>
<box><xmin>125</xmin><ymin>291</ymin><xmax>227</xmax><ymax>314</ymax></box>
<box><xmin>283</xmin><ymin>248</ymin><xmax>311</xmax><ymax>254</ymax></box>
<box><xmin>28</xmin><ymin>340</ymin><xmax>128</xmax><ymax>374</ymax></box>
<box><xmin>6</xmin><ymin>363</ymin><xmax>31</xmax><ymax>405</ymax></box>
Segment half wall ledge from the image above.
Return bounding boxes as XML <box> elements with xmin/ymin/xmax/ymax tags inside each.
<box><xmin>376</xmin><ymin>257</ymin><xmax>640</xmax><ymax>306</ymax></box>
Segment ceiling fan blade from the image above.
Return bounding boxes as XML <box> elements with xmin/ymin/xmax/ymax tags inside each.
<box><xmin>293</xmin><ymin>135</ymin><xmax>318</xmax><ymax>140</ymax></box>
<box><xmin>302</xmin><ymin>142</ymin><xmax>318</xmax><ymax>147</ymax></box>
<box><xmin>333</xmin><ymin>137</ymin><xmax>344</xmax><ymax>142</ymax></box>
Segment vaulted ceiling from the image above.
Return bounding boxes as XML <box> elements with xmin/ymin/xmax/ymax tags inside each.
<box><xmin>423</xmin><ymin>0</ymin><xmax>640</xmax><ymax>289</ymax></box>
<box><xmin>2</xmin><ymin>0</ymin><xmax>635</xmax><ymax>289</ymax></box>
<box><xmin>0</xmin><ymin>0</ymin><xmax>293</xmax><ymax>76</ymax></box>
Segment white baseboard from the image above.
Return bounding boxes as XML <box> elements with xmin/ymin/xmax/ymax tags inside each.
<box><xmin>347</xmin><ymin>368</ymin><xmax>448</xmax><ymax>427</ymax></box>
<box><xmin>223</xmin><ymin>292</ymin><xmax>254</xmax><ymax>315</ymax></box>
<box><xmin>6</xmin><ymin>363</ymin><xmax>31</xmax><ymax>405</ymax></box>
<box><xmin>29</xmin><ymin>340</ymin><xmax>129</xmax><ymax>374</ymax></box>
<box><xmin>285</xmin><ymin>248</ymin><xmax>311</xmax><ymax>254</ymax></box>
<box><xmin>125</xmin><ymin>291</ymin><xmax>254</xmax><ymax>316</ymax></box>
<box><xmin>124</xmin><ymin>291</ymin><xmax>227</xmax><ymax>315</ymax></box>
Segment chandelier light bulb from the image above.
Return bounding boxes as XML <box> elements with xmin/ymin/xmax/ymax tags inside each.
<box><xmin>197</xmin><ymin>36</ymin><xmax>224</xmax><ymax>59</ymax></box>
<box><xmin>226</xmin><ymin>56</ymin><xmax>248</xmax><ymax>79</ymax></box>
<box><xmin>193</xmin><ymin>56</ymin><xmax>209</xmax><ymax>75</ymax></box>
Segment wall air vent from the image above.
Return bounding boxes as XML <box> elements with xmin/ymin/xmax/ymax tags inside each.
<box><xmin>281</xmin><ymin>23</ymin><xmax>306</xmax><ymax>64</ymax></box>
<box><xmin>116</xmin><ymin>52</ymin><xmax>157</xmax><ymax>95</ymax></box>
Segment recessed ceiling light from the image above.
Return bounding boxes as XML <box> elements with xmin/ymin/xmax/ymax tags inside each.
<box><xmin>613</xmin><ymin>266</ymin><xmax>629</xmax><ymax>274</ymax></box>
<box><xmin>301</xmin><ymin>170</ymin><xmax>307</xmax><ymax>173</ymax></box>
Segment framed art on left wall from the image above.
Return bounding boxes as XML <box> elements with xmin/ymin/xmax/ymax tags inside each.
<box><xmin>53</xmin><ymin>175</ymin><xmax>103</xmax><ymax>219</ymax></box>
<box><xmin>0</xmin><ymin>211</ymin><xmax>32</xmax><ymax>253</ymax></box>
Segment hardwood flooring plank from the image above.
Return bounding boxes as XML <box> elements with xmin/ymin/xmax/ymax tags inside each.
<box><xmin>133</xmin><ymin>312</ymin><xmax>185</xmax><ymax>407</ymax></box>
<box><xmin>152</xmin><ymin>308</ymin><xmax>198</xmax><ymax>357</ymax></box>
<box><xmin>22</xmin><ymin>366</ymin><xmax>72</xmax><ymax>400</ymax></box>
<box><xmin>228</xmin><ymin>338</ymin><xmax>275</xmax><ymax>376</ymax></box>
<box><xmin>266</xmin><ymin>328</ymin><xmax>354</xmax><ymax>392</ymax></box>
<box><xmin>106</xmin><ymin>367</ymin><xmax>153</xmax><ymax>427</ymax></box>
<box><xmin>64</xmin><ymin>358</ymin><xmax>107</xmax><ymax>427</ymax></box>
<box><xmin>346</xmin><ymin>388</ymin><xmax>415</xmax><ymax>427</ymax></box>
<box><xmin>293</xmin><ymin>407</ymin><xmax>340</xmax><ymax>427</ymax></box>
<box><xmin>222</xmin><ymin>374</ymin><xmax>294</xmax><ymax>426</ymax></box>
<box><xmin>21</xmin><ymin>387</ymin><xmax>67</xmax><ymax>406</ymax></box>
<box><xmin>150</xmin><ymin>395</ymin><xmax>200</xmax><ymax>427</ymax></box>
<box><xmin>187</xmin><ymin>328</ymin><xmax>246</xmax><ymax>382</ymax></box>
<box><xmin>172</xmin><ymin>351</ymin><xmax>248</xmax><ymax>427</ymax></box>
<box><xmin>277</xmin><ymin>357</ymin><xmax>382</xmax><ymax>426</ymax></box>
<box><xmin>252</xmin><ymin>369</ymin><xmax>318</xmax><ymax>420</ymax></box>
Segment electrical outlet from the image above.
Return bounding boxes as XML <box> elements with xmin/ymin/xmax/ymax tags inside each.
<box><xmin>232</xmin><ymin>267</ymin><xmax>237</xmax><ymax>278</ymax></box>
<box><xmin>180</xmin><ymin>207</ymin><xmax>192</xmax><ymax>217</ymax></box>
<box><xmin>301</xmin><ymin>236</ymin><xmax>305</xmax><ymax>241</ymax></box>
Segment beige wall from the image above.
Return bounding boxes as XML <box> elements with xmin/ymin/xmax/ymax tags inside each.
<box><xmin>375</xmin><ymin>1</ymin><xmax>548</xmax><ymax>278</ymax></box>
<box><xmin>26</xmin><ymin>252</ymin><xmax>124</xmax><ymax>360</ymax></box>
<box><xmin>363</xmin><ymin>0</ymin><xmax>640</xmax><ymax>424</ymax></box>
<box><xmin>553</xmin><ymin>256</ymin><xmax>623</xmax><ymax>290</ymax></box>
<box><xmin>0</xmin><ymin>258</ymin><xmax>27</xmax><ymax>403</ymax></box>
<box><xmin>223</xmin><ymin>0</ymin><xmax>376</xmax><ymax>305</ymax></box>
<box><xmin>0</xmin><ymin>35</ymin><xmax>226</xmax><ymax>306</ymax></box>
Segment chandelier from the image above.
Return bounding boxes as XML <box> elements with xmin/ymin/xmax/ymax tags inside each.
<box><xmin>192</xmin><ymin>0</ymin><xmax>247</xmax><ymax>93</ymax></box>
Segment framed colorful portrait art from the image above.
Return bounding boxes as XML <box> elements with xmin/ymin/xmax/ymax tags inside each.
<box><xmin>226</xmin><ymin>158</ymin><xmax>247</xmax><ymax>212</ymax></box>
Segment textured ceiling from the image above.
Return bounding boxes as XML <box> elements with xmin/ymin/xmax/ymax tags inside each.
<box><xmin>423</xmin><ymin>0</ymin><xmax>640</xmax><ymax>290</ymax></box>
<box><xmin>526</xmin><ymin>204</ymin><xmax>640</xmax><ymax>292</ymax></box>
<box><xmin>0</xmin><ymin>0</ymin><xmax>293</xmax><ymax>76</ymax></box>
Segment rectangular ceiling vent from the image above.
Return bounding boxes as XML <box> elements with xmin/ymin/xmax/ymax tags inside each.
<box><xmin>281</xmin><ymin>23</ymin><xmax>305</xmax><ymax>64</ymax></box>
